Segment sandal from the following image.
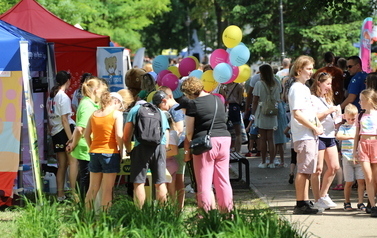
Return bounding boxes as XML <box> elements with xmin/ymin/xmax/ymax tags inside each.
<box><xmin>357</xmin><ymin>203</ymin><xmax>366</xmax><ymax>211</ymax></box>
<box><xmin>332</xmin><ymin>184</ymin><xmax>344</xmax><ymax>191</ymax></box>
<box><xmin>344</xmin><ymin>202</ymin><xmax>353</xmax><ymax>211</ymax></box>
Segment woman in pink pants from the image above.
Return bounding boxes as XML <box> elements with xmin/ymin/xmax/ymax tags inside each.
<box><xmin>181</xmin><ymin>76</ymin><xmax>233</xmax><ymax>213</ymax></box>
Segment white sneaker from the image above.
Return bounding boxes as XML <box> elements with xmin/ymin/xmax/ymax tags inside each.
<box><xmin>312</xmin><ymin>202</ymin><xmax>325</xmax><ymax>213</ymax></box>
<box><xmin>320</xmin><ymin>194</ymin><xmax>337</xmax><ymax>208</ymax></box>
<box><xmin>273</xmin><ymin>158</ymin><xmax>280</xmax><ymax>165</ymax></box>
<box><xmin>268</xmin><ymin>163</ymin><xmax>275</xmax><ymax>168</ymax></box>
<box><xmin>258</xmin><ymin>163</ymin><xmax>267</xmax><ymax>168</ymax></box>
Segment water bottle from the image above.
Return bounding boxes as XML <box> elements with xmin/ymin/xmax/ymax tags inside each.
<box><xmin>43</xmin><ymin>172</ymin><xmax>57</xmax><ymax>194</ymax></box>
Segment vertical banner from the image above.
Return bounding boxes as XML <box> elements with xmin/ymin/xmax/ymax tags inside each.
<box><xmin>20</xmin><ymin>41</ymin><xmax>43</xmax><ymax>203</ymax></box>
<box><xmin>360</xmin><ymin>17</ymin><xmax>373</xmax><ymax>73</ymax></box>
<box><xmin>97</xmin><ymin>47</ymin><xmax>126</xmax><ymax>92</ymax></box>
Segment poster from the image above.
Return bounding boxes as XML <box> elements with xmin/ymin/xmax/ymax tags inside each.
<box><xmin>360</xmin><ymin>17</ymin><xmax>373</xmax><ymax>73</ymax></box>
<box><xmin>97</xmin><ymin>47</ymin><xmax>127</xmax><ymax>92</ymax></box>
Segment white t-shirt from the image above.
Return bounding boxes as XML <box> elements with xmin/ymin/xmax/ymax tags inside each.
<box><xmin>288</xmin><ymin>82</ymin><xmax>317</xmax><ymax>142</ymax></box>
<box><xmin>311</xmin><ymin>96</ymin><xmax>335</xmax><ymax>138</ymax></box>
<box><xmin>276</xmin><ymin>68</ymin><xmax>289</xmax><ymax>80</ymax></box>
<box><xmin>249</xmin><ymin>74</ymin><xmax>261</xmax><ymax>88</ymax></box>
<box><xmin>169</xmin><ymin>130</ymin><xmax>179</xmax><ymax>146</ymax></box>
<box><xmin>47</xmin><ymin>90</ymin><xmax>75</xmax><ymax>136</ymax></box>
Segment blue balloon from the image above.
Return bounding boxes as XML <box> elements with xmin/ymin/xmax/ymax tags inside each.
<box><xmin>213</xmin><ymin>63</ymin><xmax>232</xmax><ymax>83</ymax></box>
<box><xmin>189</xmin><ymin>70</ymin><xmax>203</xmax><ymax>79</ymax></box>
<box><xmin>229</xmin><ymin>44</ymin><xmax>250</xmax><ymax>66</ymax></box>
<box><xmin>152</xmin><ymin>55</ymin><xmax>169</xmax><ymax>74</ymax></box>
<box><xmin>173</xmin><ymin>80</ymin><xmax>183</xmax><ymax>98</ymax></box>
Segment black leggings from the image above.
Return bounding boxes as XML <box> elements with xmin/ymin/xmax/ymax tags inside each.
<box><xmin>78</xmin><ymin>160</ymin><xmax>90</xmax><ymax>198</ymax></box>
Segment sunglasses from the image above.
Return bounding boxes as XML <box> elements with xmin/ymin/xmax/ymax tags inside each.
<box><xmin>347</xmin><ymin>64</ymin><xmax>357</xmax><ymax>69</ymax></box>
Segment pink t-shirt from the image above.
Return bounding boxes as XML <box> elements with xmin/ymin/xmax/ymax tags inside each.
<box><xmin>358</xmin><ymin>110</ymin><xmax>377</xmax><ymax>135</ymax></box>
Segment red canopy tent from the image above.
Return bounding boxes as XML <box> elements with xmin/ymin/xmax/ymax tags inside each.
<box><xmin>0</xmin><ymin>0</ymin><xmax>110</xmax><ymax>96</ymax></box>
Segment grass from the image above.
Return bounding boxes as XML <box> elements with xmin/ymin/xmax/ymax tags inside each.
<box><xmin>0</xmin><ymin>190</ymin><xmax>309</xmax><ymax>238</ymax></box>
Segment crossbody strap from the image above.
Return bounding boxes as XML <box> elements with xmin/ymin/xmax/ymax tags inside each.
<box><xmin>318</xmin><ymin>97</ymin><xmax>334</xmax><ymax>120</ymax></box>
<box><xmin>207</xmin><ymin>95</ymin><xmax>218</xmax><ymax>136</ymax></box>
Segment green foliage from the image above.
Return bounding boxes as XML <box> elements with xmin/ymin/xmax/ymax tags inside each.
<box><xmin>8</xmin><ymin>195</ymin><xmax>308</xmax><ymax>238</ymax></box>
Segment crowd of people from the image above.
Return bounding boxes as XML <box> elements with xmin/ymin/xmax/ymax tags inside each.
<box><xmin>45</xmin><ymin>52</ymin><xmax>377</xmax><ymax>218</ymax></box>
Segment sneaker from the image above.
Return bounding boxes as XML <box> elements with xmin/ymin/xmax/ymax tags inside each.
<box><xmin>57</xmin><ymin>195</ymin><xmax>67</xmax><ymax>202</ymax></box>
<box><xmin>245</xmin><ymin>152</ymin><xmax>253</xmax><ymax>157</ymax></box>
<box><xmin>366</xmin><ymin>201</ymin><xmax>372</xmax><ymax>214</ymax></box>
<box><xmin>288</xmin><ymin>173</ymin><xmax>294</xmax><ymax>184</ymax></box>
<box><xmin>293</xmin><ymin>204</ymin><xmax>319</xmax><ymax>214</ymax></box>
<box><xmin>314</xmin><ymin>199</ymin><xmax>329</xmax><ymax>210</ymax></box>
<box><xmin>364</xmin><ymin>190</ymin><xmax>368</xmax><ymax>198</ymax></box>
<box><xmin>320</xmin><ymin>194</ymin><xmax>337</xmax><ymax>208</ymax></box>
<box><xmin>371</xmin><ymin>206</ymin><xmax>377</xmax><ymax>217</ymax></box>
<box><xmin>273</xmin><ymin>158</ymin><xmax>280</xmax><ymax>165</ymax></box>
<box><xmin>268</xmin><ymin>163</ymin><xmax>275</xmax><ymax>168</ymax></box>
<box><xmin>258</xmin><ymin>163</ymin><xmax>267</xmax><ymax>168</ymax></box>
<box><xmin>255</xmin><ymin>151</ymin><xmax>261</xmax><ymax>156</ymax></box>
<box><xmin>357</xmin><ymin>203</ymin><xmax>366</xmax><ymax>211</ymax></box>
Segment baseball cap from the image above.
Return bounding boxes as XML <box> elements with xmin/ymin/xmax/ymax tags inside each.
<box><xmin>110</xmin><ymin>92</ymin><xmax>124</xmax><ymax>109</ymax></box>
<box><xmin>152</xmin><ymin>90</ymin><xmax>168</xmax><ymax>106</ymax></box>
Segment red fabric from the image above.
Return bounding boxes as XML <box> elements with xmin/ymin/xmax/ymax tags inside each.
<box><xmin>0</xmin><ymin>172</ymin><xmax>17</xmax><ymax>197</ymax></box>
<box><xmin>0</xmin><ymin>0</ymin><xmax>110</xmax><ymax>96</ymax></box>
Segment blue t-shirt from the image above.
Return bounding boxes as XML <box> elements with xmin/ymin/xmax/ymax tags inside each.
<box><xmin>169</xmin><ymin>103</ymin><xmax>185</xmax><ymax>145</ymax></box>
<box><xmin>347</xmin><ymin>71</ymin><xmax>367</xmax><ymax>111</ymax></box>
<box><xmin>126</xmin><ymin>104</ymin><xmax>170</xmax><ymax>146</ymax></box>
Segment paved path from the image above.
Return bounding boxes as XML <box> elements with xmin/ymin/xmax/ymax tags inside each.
<box><xmin>231</xmin><ymin>145</ymin><xmax>377</xmax><ymax>238</ymax></box>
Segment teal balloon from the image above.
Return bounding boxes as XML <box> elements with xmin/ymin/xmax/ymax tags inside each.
<box><xmin>229</xmin><ymin>44</ymin><xmax>250</xmax><ymax>66</ymax></box>
<box><xmin>189</xmin><ymin>70</ymin><xmax>203</xmax><ymax>79</ymax></box>
<box><xmin>213</xmin><ymin>63</ymin><xmax>232</xmax><ymax>83</ymax></box>
<box><xmin>153</xmin><ymin>55</ymin><xmax>169</xmax><ymax>74</ymax></box>
<box><xmin>173</xmin><ymin>81</ymin><xmax>183</xmax><ymax>98</ymax></box>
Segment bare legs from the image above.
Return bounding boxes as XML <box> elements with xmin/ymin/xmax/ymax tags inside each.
<box><xmin>56</xmin><ymin>151</ymin><xmax>78</xmax><ymax>198</ymax></box>
<box><xmin>85</xmin><ymin>172</ymin><xmax>117</xmax><ymax>211</ymax></box>
<box><xmin>259</xmin><ymin>129</ymin><xmax>275</xmax><ymax>164</ymax></box>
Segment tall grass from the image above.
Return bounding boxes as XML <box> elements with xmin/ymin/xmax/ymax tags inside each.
<box><xmin>9</xmin><ymin>195</ymin><xmax>308</xmax><ymax>238</ymax></box>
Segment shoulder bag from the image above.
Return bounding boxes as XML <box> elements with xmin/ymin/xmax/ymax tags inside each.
<box><xmin>261</xmin><ymin>81</ymin><xmax>278</xmax><ymax>116</ymax></box>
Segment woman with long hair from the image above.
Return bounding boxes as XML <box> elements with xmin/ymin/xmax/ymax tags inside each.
<box><xmin>252</xmin><ymin>64</ymin><xmax>281</xmax><ymax>168</ymax></box>
<box><xmin>46</xmin><ymin>71</ymin><xmax>78</xmax><ymax>201</ymax></box>
<box><xmin>310</xmin><ymin>72</ymin><xmax>340</xmax><ymax>210</ymax></box>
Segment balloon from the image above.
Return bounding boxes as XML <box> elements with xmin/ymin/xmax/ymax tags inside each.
<box><xmin>229</xmin><ymin>44</ymin><xmax>250</xmax><ymax>66</ymax></box>
<box><xmin>161</xmin><ymin>73</ymin><xmax>179</xmax><ymax>91</ymax></box>
<box><xmin>146</xmin><ymin>91</ymin><xmax>156</xmax><ymax>103</ymax></box>
<box><xmin>172</xmin><ymin>81</ymin><xmax>183</xmax><ymax>99</ymax></box>
<box><xmin>201</xmin><ymin>70</ymin><xmax>218</xmax><ymax>92</ymax></box>
<box><xmin>213</xmin><ymin>63</ymin><xmax>233</xmax><ymax>83</ymax></box>
<box><xmin>156</xmin><ymin>69</ymin><xmax>172</xmax><ymax>86</ymax></box>
<box><xmin>222</xmin><ymin>25</ymin><xmax>242</xmax><ymax>48</ymax></box>
<box><xmin>209</xmin><ymin>49</ymin><xmax>229</xmax><ymax>68</ymax></box>
<box><xmin>188</xmin><ymin>56</ymin><xmax>200</xmax><ymax>69</ymax></box>
<box><xmin>152</xmin><ymin>55</ymin><xmax>169</xmax><ymax>74</ymax></box>
<box><xmin>224</xmin><ymin>66</ymin><xmax>239</xmax><ymax>84</ymax></box>
<box><xmin>234</xmin><ymin>64</ymin><xmax>251</xmax><ymax>83</ymax></box>
<box><xmin>189</xmin><ymin>69</ymin><xmax>203</xmax><ymax>79</ymax></box>
<box><xmin>168</xmin><ymin>66</ymin><xmax>181</xmax><ymax>78</ymax></box>
<box><xmin>212</xmin><ymin>93</ymin><xmax>225</xmax><ymax>104</ymax></box>
<box><xmin>178</xmin><ymin>57</ymin><xmax>197</xmax><ymax>76</ymax></box>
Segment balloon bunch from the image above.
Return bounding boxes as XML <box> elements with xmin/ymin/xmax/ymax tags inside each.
<box><xmin>210</xmin><ymin>25</ymin><xmax>251</xmax><ymax>85</ymax></box>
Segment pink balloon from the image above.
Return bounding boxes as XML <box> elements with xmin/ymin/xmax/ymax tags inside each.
<box><xmin>157</xmin><ymin>70</ymin><xmax>172</xmax><ymax>86</ymax></box>
<box><xmin>210</xmin><ymin>49</ymin><xmax>229</xmax><ymax>68</ymax></box>
<box><xmin>178</xmin><ymin>57</ymin><xmax>197</xmax><ymax>76</ymax></box>
<box><xmin>224</xmin><ymin>65</ymin><xmax>239</xmax><ymax>84</ymax></box>
<box><xmin>212</xmin><ymin>93</ymin><xmax>225</xmax><ymax>104</ymax></box>
<box><xmin>161</xmin><ymin>73</ymin><xmax>179</xmax><ymax>91</ymax></box>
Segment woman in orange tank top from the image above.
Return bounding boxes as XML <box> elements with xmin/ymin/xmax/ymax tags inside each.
<box><xmin>84</xmin><ymin>92</ymin><xmax>124</xmax><ymax>211</ymax></box>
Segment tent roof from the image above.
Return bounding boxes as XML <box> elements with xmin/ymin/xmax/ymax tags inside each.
<box><xmin>0</xmin><ymin>0</ymin><xmax>109</xmax><ymax>42</ymax></box>
<box><xmin>0</xmin><ymin>26</ymin><xmax>21</xmax><ymax>71</ymax></box>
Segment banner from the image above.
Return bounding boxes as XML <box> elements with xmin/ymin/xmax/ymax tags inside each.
<box><xmin>97</xmin><ymin>47</ymin><xmax>126</xmax><ymax>92</ymax></box>
<box><xmin>20</xmin><ymin>41</ymin><xmax>43</xmax><ymax>202</ymax></box>
<box><xmin>360</xmin><ymin>17</ymin><xmax>373</xmax><ymax>73</ymax></box>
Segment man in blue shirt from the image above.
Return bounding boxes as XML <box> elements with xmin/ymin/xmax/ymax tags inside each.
<box><xmin>340</xmin><ymin>56</ymin><xmax>367</xmax><ymax>112</ymax></box>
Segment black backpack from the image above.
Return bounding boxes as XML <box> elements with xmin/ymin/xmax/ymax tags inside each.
<box><xmin>134</xmin><ymin>103</ymin><xmax>162</xmax><ymax>145</ymax></box>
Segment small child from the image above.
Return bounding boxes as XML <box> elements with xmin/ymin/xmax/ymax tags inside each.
<box><xmin>336</xmin><ymin>104</ymin><xmax>365</xmax><ymax>211</ymax></box>
<box><xmin>165</xmin><ymin>112</ymin><xmax>179</xmax><ymax>202</ymax></box>
<box><xmin>245</xmin><ymin>114</ymin><xmax>259</xmax><ymax>157</ymax></box>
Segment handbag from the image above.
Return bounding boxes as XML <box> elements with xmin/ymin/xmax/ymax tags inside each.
<box><xmin>260</xmin><ymin>81</ymin><xmax>278</xmax><ymax>116</ymax></box>
<box><xmin>190</xmin><ymin>96</ymin><xmax>218</xmax><ymax>155</ymax></box>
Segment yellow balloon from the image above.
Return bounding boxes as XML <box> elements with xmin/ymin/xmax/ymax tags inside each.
<box><xmin>234</xmin><ymin>64</ymin><xmax>251</xmax><ymax>83</ymax></box>
<box><xmin>201</xmin><ymin>70</ymin><xmax>218</xmax><ymax>92</ymax></box>
<box><xmin>188</xmin><ymin>56</ymin><xmax>200</xmax><ymax>69</ymax></box>
<box><xmin>222</xmin><ymin>25</ymin><xmax>242</xmax><ymax>48</ymax></box>
<box><xmin>168</xmin><ymin>66</ymin><xmax>181</xmax><ymax>78</ymax></box>
<box><xmin>147</xmin><ymin>91</ymin><xmax>157</xmax><ymax>103</ymax></box>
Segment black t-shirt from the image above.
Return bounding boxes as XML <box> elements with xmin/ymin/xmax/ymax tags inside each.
<box><xmin>186</xmin><ymin>94</ymin><xmax>230</xmax><ymax>139</ymax></box>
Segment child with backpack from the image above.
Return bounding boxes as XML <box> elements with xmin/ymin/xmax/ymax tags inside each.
<box><xmin>123</xmin><ymin>90</ymin><xmax>170</xmax><ymax>208</ymax></box>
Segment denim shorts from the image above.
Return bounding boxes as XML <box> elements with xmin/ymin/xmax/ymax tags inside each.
<box><xmin>89</xmin><ymin>153</ymin><xmax>121</xmax><ymax>173</ymax></box>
